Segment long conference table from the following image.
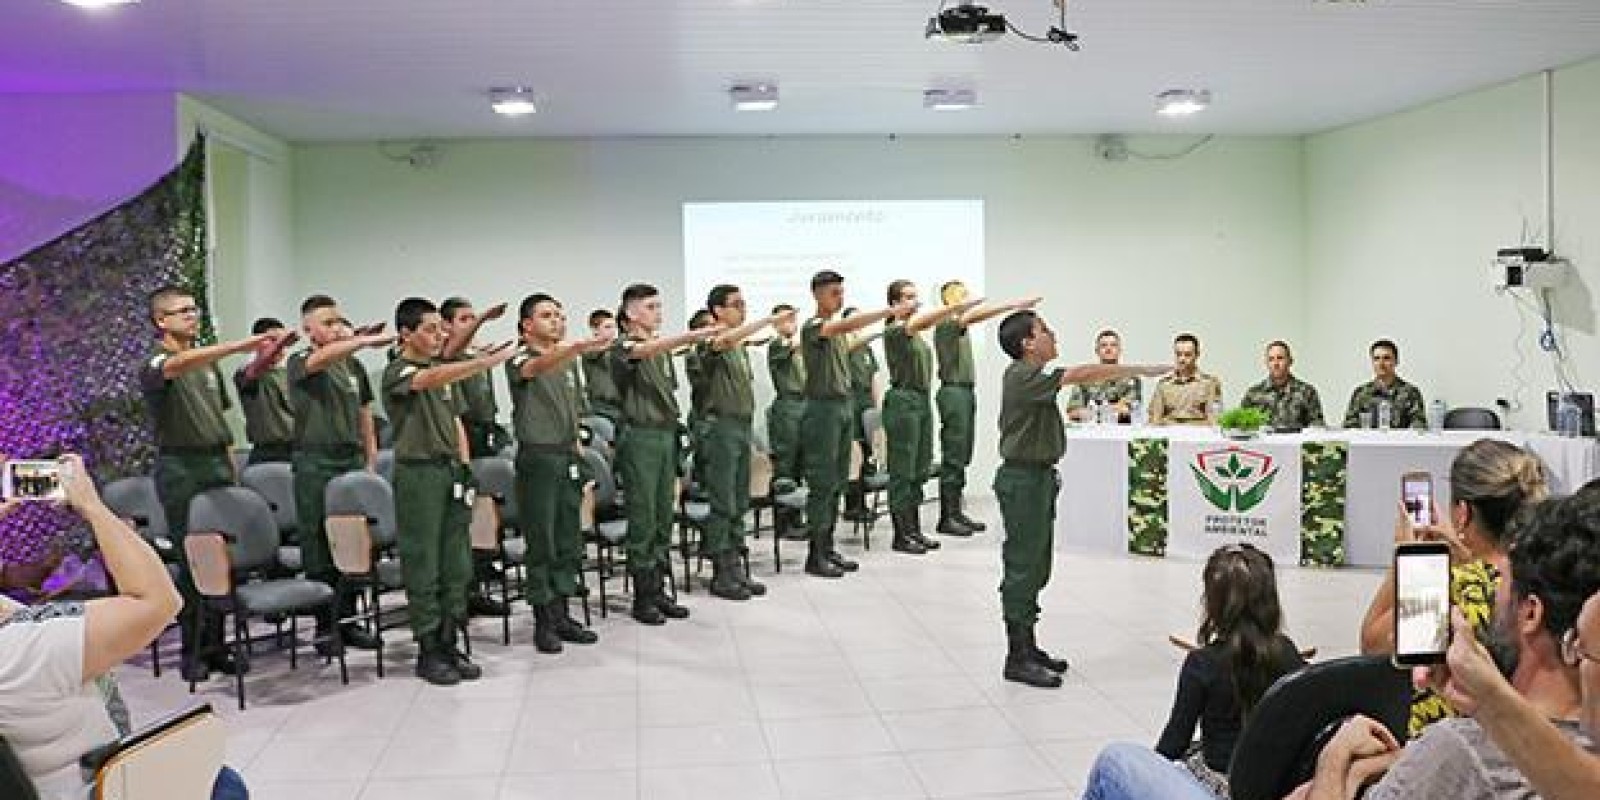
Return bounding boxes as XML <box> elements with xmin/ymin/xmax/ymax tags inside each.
<box><xmin>1055</xmin><ymin>426</ymin><xmax>1600</xmax><ymax>568</ymax></box>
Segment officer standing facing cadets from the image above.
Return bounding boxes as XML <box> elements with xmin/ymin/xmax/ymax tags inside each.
<box><xmin>1343</xmin><ymin>338</ymin><xmax>1427</xmax><ymax>430</ymax></box>
<box><xmin>141</xmin><ymin>285</ymin><xmax>290</xmax><ymax>682</ymax></box>
<box><xmin>882</xmin><ymin>280</ymin><xmax>981</xmax><ymax>554</ymax></box>
<box><xmin>800</xmin><ymin>271</ymin><xmax>907</xmax><ymax>578</ymax></box>
<box><xmin>1241</xmin><ymin>340</ymin><xmax>1326</xmax><ymax>430</ymax></box>
<box><xmin>1065</xmin><ymin>329</ymin><xmax>1143</xmax><ymax>422</ymax></box>
<box><xmin>234</xmin><ymin>317</ymin><xmax>298</xmax><ymax>465</ymax></box>
<box><xmin>993</xmin><ymin>309</ymin><xmax>1169</xmax><ymax>688</ymax></box>
<box><xmin>1149</xmin><ymin>333</ymin><xmax>1222</xmax><ymax>426</ymax></box>
<box><xmin>506</xmin><ymin>293</ymin><xmax>608</xmax><ymax>653</ymax></box>
<box><xmin>288</xmin><ymin>294</ymin><xmax>393</xmax><ymax>654</ymax></box>
<box><xmin>840</xmin><ymin>307</ymin><xmax>885</xmax><ymax>524</ymax></box>
<box><xmin>583</xmin><ymin>309</ymin><xmax>623</xmax><ymax>425</ymax></box>
<box><xmin>383</xmin><ymin>297</ymin><xmax>516</xmax><ymax>685</ymax></box>
<box><xmin>933</xmin><ymin>283</ymin><xmax>1041</xmax><ymax>536</ymax></box>
<box><xmin>612</xmin><ymin>283</ymin><xmax>722</xmax><ymax>624</ymax></box>
<box><xmin>698</xmin><ymin>286</ymin><xmax>793</xmax><ymax>600</ymax></box>
<box><xmin>765</xmin><ymin>304</ymin><xmax>807</xmax><ymax>537</ymax></box>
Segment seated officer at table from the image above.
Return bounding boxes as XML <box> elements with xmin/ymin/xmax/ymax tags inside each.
<box><xmin>1066</xmin><ymin>329</ymin><xmax>1143</xmax><ymax>422</ymax></box>
<box><xmin>1148</xmin><ymin>333</ymin><xmax>1220</xmax><ymax>426</ymax></box>
<box><xmin>1342</xmin><ymin>338</ymin><xmax>1426</xmax><ymax>430</ymax></box>
<box><xmin>1241</xmin><ymin>340</ymin><xmax>1325</xmax><ymax>430</ymax></box>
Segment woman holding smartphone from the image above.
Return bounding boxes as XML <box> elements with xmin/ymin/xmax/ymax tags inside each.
<box><xmin>1358</xmin><ymin>438</ymin><xmax>1549</xmax><ymax>737</ymax></box>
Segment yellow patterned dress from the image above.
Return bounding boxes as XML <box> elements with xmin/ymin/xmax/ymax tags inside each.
<box><xmin>1407</xmin><ymin>560</ymin><xmax>1498</xmax><ymax>739</ymax></box>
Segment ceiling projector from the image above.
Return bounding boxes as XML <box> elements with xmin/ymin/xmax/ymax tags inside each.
<box><xmin>926</xmin><ymin>3</ymin><xmax>1007</xmax><ymax>44</ymax></box>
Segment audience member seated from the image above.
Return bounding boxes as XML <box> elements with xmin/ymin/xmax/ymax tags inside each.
<box><xmin>0</xmin><ymin>455</ymin><xmax>247</xmax><ymax>800</ymax></box>
<box><xmin>1153</xmin><ymin>544</ymin><xmax>1307</xmax><ymax>796</ymax></box>
<box><xmin>1358</xmin><ymin>438</ymin><xmax>1547</xmax><ymax>737</ymax></box>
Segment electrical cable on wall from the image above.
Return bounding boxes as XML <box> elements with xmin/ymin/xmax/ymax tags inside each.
<box><xmin>1126</xmin><ymin>135</ymin><xmax>1214</xmax><ymax>161</ymax></box>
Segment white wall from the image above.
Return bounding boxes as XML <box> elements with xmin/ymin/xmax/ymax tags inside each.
<box><xmin>291</xmin><ymin>135</ymin><xmax>1306</xmax><ymax>478</ymax></box>
<box><xmin>1304</xmin><ymin>58</ymin><xmax>1600</xmax><ymax>429</ymax></box>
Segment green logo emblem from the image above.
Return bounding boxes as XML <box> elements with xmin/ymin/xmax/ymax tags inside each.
<box><xmin>1190</xmin><ymin>447</ymin><xmax>1278</xmax><ymax>513</ymax></box>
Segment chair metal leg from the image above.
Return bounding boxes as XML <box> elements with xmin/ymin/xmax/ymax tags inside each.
<box><xmin>335</xmin><ymin>615</ymin><xmax>350</xmax><ymax>685</ymax></box>
<box><xmin>288</xmin><ymin>615</ymin><xmax>299</xmax><ymax>671</ymax></box>
<box><xmin>233</xmin><ymin>614</ymin><xmax>248</xmax><ymax>711</ymax></box>
<box><xmin>372</xmin><ymin>586</ymin><xmax>386</xmax><ymax>679</ymax></box>
<box><xmin>501</xmin><ymin>571</ymin><xmax>511</xmax><ymax>647</ymax></box>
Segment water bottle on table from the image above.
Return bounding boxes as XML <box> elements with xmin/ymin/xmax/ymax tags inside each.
<box><xmin>1427</xmin><ymin>399</ymin><xmax>1446</xmax><ymax>433</ymax></box>
<box><xmin>1377</xmin><ymin>399</ymin><xmax>1393</xmax><ymax>431</ymax></box>
<box><xmin>1558</xmin><ymin>394</ymin><xmax>1582</xmax><ymax>438</ymax></box>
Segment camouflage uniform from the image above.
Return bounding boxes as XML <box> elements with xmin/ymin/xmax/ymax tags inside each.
<box><xmin>1241</xmin><ymin>376</ymin><xmax>1325</xmax><ymax>430</ymax></box>
<box><xmin>1065</xmin><ymin>377</ymin><xmax>1142</xmax><ymax>416</ymax></box>
<box><xmin>1342</xmin><ymin>378</ymin><xmax>1426</xmax><ymax>430</ymax></box>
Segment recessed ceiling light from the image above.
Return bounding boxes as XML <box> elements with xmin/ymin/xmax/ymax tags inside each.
<box><xmin>729</xmin><ymin>83</ymin><xmax>779</xmax><ymax>112</ymax></box>
<box><xmin>58</xmin><ymin>0</ymin><xmax>139</xmax><ymax>8</ymax></box>
<box><xmin>1156</xmin><ymin>89</ymin><xmax>1211</xmax><ymax>116</ymax></box>
<box><xmin>488</xmin><ymin>87</ymin><xmax>538</xmax><ymax>117</ymax></box>
<box><xmin>924</xmin><ymin>88</ymin><xmax>977</xmax><ymax>111</ymax></box>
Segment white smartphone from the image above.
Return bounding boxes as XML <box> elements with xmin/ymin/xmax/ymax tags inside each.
<box><xmin>1393</xmin><ymin>541</ymin><xmax>1452</xmax><ymax>666</ymax></box>
<box><xmin>1401</xmin><ymin>471</ymin><xmax>1433</xmax><ymax>527</ymax></box>
<box><xmin>1</xmin><ymin>460</ymin><xmax>65</xmax><ymax>502</ymax></box>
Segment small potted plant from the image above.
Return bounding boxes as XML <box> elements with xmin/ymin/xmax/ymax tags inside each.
<box><xmin>1218</xmin><ymin>407</ymin><xmax>1270</xmax><ymax>440</ymax></box>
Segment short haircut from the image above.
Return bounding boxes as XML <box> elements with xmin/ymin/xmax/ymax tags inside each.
<box><xmin>887</xmin><ymin>279</ymin><xmax>915</xmax><ymax>306</ymax></box>
<box><xmin>1266</xmin><ymin>340</ymin><xmax>1292</xmax><ymax>358</ymax></box>
<box><xmin>300</xmin><ymin>294</ymin><xmax>337</xmax><ymax>315</ymax></box>
<box><xmin>841</xmin><ymin>306</ymin><xmax>859</xmax><ymax>319</ymax></box>
<box><xmin>811</xmin><ymin>270</ymin><xmax>845</xmax><ymax>291</ymax></box>
<box><xmin>250</xmin><ymin>317</ymin><xmax>285</xmax><ymax>335</ymax></box>
<box><xmin>772</xmin><ymin>303</ymin><xmax>796</xmax><ymax>315</ymax></box>
<box><xmin>1371</xmin><ymin>339</ymin><xmax>1399</xmax><ymax>359</ymax></box>
<box><xmin>588</xmin><ymin>309</ymin><xmax>614</xmax><ymax>328</ymax></box>
<box><xmin>1174</xmin><ymin>333</ymin><xmax>1200</xmax><ymax>350</ymax></box>
<box><xmin>439</xmin><ymin>296</ymin><xmax>472</xmax><ymax>322</ymax></box>
<box><xmin>1506</xmin><ymin>490</ymin><xmax>1600</xmax><ymax>640</ymax></box>
<box><xmin>519</xmin><ymin>293</ymin><xmax>559</xmax><ymax>320</ymax></box>
<box><xmin>707</xmin><ymin>284</ymin><xmax>741</xmax><ymax>312</ymax></box>
<box><xmin>618</xmin><ymin>283</ymin><xmax>659</xmax><ymax>327</ymax></box>
<box><xmin>940</xmin><ymin>280</ymin><xmax>964</xmax><ymax>296</ymax></box>
<box><xmin>689</xmin><ymin>309</ymin><xmax>713</xmax><ymax>329</ymax></box>
<box><xmin>1096</xmin><ymin>329</ymin><xmax>1120</xmax><ymax>343</ymax></box>
<box><xmin>395</xmin><ymin>296</ymin><xmax>438</xmax><ymax>333</ymax></box>
<box><xmin>998</xmin><ymin>311</ymin><xmax>1039</xmax><ymax>360</ymax></box>
<box><xmin>147</xmin><ymin>285</ymin><xmax>191</xmax><ymax>321</ymax></box>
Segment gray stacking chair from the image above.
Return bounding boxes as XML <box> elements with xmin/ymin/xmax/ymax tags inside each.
<box><xmin>324</xmin><ymin>470</ymin><xmax>402</xmax><ymax>677</ymax></box>
<box><xmin>470</xmin><ymin>456</ymin><xmax>519</xmax><ymax>645</ymax></box>
<box><xmin>240</xmin><ymin>462</ymin><xmax>301</xmax><ymax>573</ymax></box>
<box><xmin>102</xmin><ymin>476</ymin><xmax>177</xmax><ymax>677</ymax></box>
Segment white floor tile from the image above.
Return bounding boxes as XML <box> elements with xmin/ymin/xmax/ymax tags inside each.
<box><xmin>905</xmin><ymin>745</ymin><xmax>1064</xmax><ymax>798</ymax></box>
<box><xmin>497</xmin><ymin>770</ymin><xmax>638</xmax><ymax>800</ymax></box>
<box><xmin>882</xmin><ymin>707</ymin><xmax>1023</xmax><ymax>752</ymax></box>
<box><xmin>640</xmin><ymin>763</ymin><xmax>782</xmax><ymax>800</ymax></box>
<box><xmin>638</xmin><ymin>721</ymin><xmax>770</xmax><ymax>767</ymax></box>
<box><xmin>773</xmin><ymin>754</ymin><xmax>927</xmax><ymax>800</ymax></box>
<box><xmin>764</xmin><ymin>715</ymin><xmax>899</xmax><ymax>761</ymax></box>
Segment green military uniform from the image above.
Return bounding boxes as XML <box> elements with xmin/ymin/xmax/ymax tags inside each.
<box><xmin>1343</xmin><ymin>377</ymin><xmax>1427</xmax><ymax>430</ymax></box>
<box><xmin>800</xmin><ymin>316</ymin><xmax>854</xmax><ymax>544</ymax></box>
<box><xmin>506</xmin><ymin>348</ymin><xmax>586</xmax><ymax>606</ymax></box>
<box><xmin>933</xmin><ymin>320</ymin><xmax>977</xmax><ymax>499</ymax></box>
<box><xmin>766</xmin><ymin>338</ymin><xmax>807</xmax><ymax>485</ymax></box>
<box><xmin>994</xmin><ymin>360</ymin><xmax>1067</xmax><ymax>626</ymax></box>
<box><xmin>611</xmin><ymin>336</ymin><xmax>682</xmax><ymax>572</ymax></box>
<box><xmin>1242</xmin><ymin>376</ymin><xmax>1326</xmax><ymax>430</ymax></box>
<box><xmin>684</xmin><ymin>345</ymin><xmax>710</xmax><ymax>488</ymax></box>
<box><xmin>847</xmin><ymin>338</ymin><xmax>879</xmax><ymax>465</ymax></box>
<box><xmin>582</xmin><ymin>350</ymin><xmax>622</xmax><ymax>424</ymax></box>
<box><xmin>140</xmin><ymin>349</ymin><xmax>236</xmax><ymax>662</ymax></box>
<box><xmin>235</xmin><ymin>366</ymin><xmax>294</xmax><ymax>464</ymax></box>
<box><xmin>383</xmin><ymin>356</ymin><xmax>473</xmax><ymax>644</ymax></box>
<box><xmin>1065</xmin><ymin>377</ymin><xmax>1143</xmax><ymax>419</ymax></box>
<box><xmin>288</xmin><ymin>351</ymin><xmax>374</xmax><ymax>590</ymax></box>
<box><xmin>450</xmin><ymin>350</ymin><xmax>500</xmax><ymax>458</ymax></box>
<box><xmin>698</xmin><ymin>342</ymin><xmax>756</xmax><ymax>557</ymax></box>
<box><xmin>883</xmin><ymin>322</ymin><xmax>935</xmax><ymax>514</ymax></box>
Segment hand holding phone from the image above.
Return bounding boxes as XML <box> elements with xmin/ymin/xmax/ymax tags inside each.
<box><xmin>2</xmin><ymin>459</ymin><xmax>65</xmax><ymax>502</ymax></box>
<box><xmin>1394</xmin><ymin>541</ymin><xmax>1453</xmax><ymax>666</ymax></box>
<box><xmin>1401</xmin><ymin>471</ymin><xmax>1434</xmax><ymax>527</ymax></box>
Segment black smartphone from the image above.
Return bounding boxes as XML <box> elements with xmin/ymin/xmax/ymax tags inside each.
<box><xmin>1394</xmin><ymin>540</ymin><xmax>1452</xmax><ymax>666</ymax></box>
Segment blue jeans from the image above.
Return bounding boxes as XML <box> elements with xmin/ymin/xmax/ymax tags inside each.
<box><xmin>1082</xmin><ymin>743</ymin><xmax>1215</xmax><ymax>800</ymax></box>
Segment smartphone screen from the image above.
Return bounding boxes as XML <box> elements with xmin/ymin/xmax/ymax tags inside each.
<box><xmin>1402</xmin><ymin>473</ymin><xmax>1433</xmax><ymax>527</ymax></box>
<box><xmin>2</xmin><ymin>460</ymin><xmax>63</xmax><ymax>502</ymax></box>
<box><xmin>1394</xmin><ymin>542</ymin><xmax>1452</xmax><ymax>665</ymax></box>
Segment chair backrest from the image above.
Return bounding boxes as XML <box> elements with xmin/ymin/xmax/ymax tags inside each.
<box><xmin>580</xmin><ymin>414</ymin><xmax>616</xmax><ymax>447</ymax></box>
<box><xmin>90</xmin><ymin>705</ymin><xmax>224</xmax><ymax>800</ymax></box>
<box><xmin>580</xmin><ymin>446</ymin><xmax>617</xmax><ymax>510</ymax></box>
<box><xmin>0</xmin><ymin>735</ymin><xmax>40</xmax><ymax>800</ymax></box>
<box><xmin>101</xmin><ymin>477</ymin><xmax>168</xmax><ymax>542</ymax></box>
<box><xmin>324</xmin><ymin>471</ymin><xmax>397</xmax><ymax>547</ymax></box>
<box><xmin>1228</xmin><ymin>655</ymin><xmax>1411</xmax><ymax>800</ymax></box>
<box><xmin>374</xmin><ymin>449</ymin><xmax>395</xmax><ymax>483</ymax></box>
<box><xmin>749</xmin><ymin>447</ymin><xmax>773</xmax><ymax>499</ymax></box>
<box><xmin>1443</xmin><ymin>407</ymin><xmax>1502</xmax><ymax>431</ymax></box>
<box><xmin>469</xmin><ymin>496</ymin><xmax>501</xmax><ymax>549</ymax></box>
<box><xmin>239</xmin><ymin>462</ymin><xmax>297</xmax><ymax>532</ymax></box>
<box><xmin>187</xmin><ymin>487</ymin><xmax>282</xmax><ymax>573</ymax></box>
<box><xmin>470</xmin><ymin>456</ymin><xmax>516</xmax><ymax>500</ymax></box>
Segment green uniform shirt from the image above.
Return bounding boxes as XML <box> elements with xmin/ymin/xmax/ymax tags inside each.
<box><xmin>1065</xmin><ymin>377</ymin><xmax>1143</xmax><ymax>412</ymax></box>
<box><xmin>934</xmin><ymin>319</ymin><xmax>976</xmax><ymax>385</ymax></box>
<box><xmin>382</xmin><ymin>356</ymin><xmax>466</xmax><ymax>460</ymax></box>
<box><xmin>449</xmin><ymin>351</ymin><xmax>498</xmax><ymax>424</ymax></box>
<box><xmin>506</xmin><ymin>346</ymin><xmax>582</xmax><ymax>447</ymax></box>
<box><xmin>287</xmin><ymin>350</ymin><xmax>375</xmax><ymax>448</ymax></box>
<box><xmin>768</xmin><ymin>339</ymin><xmax>806</xmax><ymax>396</ymax></box>
<box><xmin>801</xmin><ymin>316</ymin><xmax>852</xmax><ymax>400</ymax></box>
<box><xmin>848</xmin><ymin>338</ymin><xmax>879</xmax><ymax>392</ymax></box>
<box><xmin>234</xmin><ymin>366</ymin><xmax>294</xmax><ymax>447</ymax></box>
<box><xmin>998</xmin><ymin>361</ymin><xmax>1066</xmax><ymax>464</ymax></box>
<box><xmin>1242</xmin><ymin>375</ymin><xmax>1326</xmax><ymax>430</ymax></box>
<box><xmin>699</xmin><ymin>342</ymin><xmax>756</xmax><ymax>419</ymax></box>
<box><xmin>1344</xmin><ymin>377</ymin><xmax>1427</xmax><ymax>430</ymax></box>
<box><xmin>611</xmin><ymin>336</ymin><xmax>680</xmax><ymax>428</ymax></box>
<box><xmin>883</xmin><ymin>322</ymin><xmax>933</xmax><ymax>392</ymax></box>
<box><xmin>141</xmin><ymin>349</ymin><xmax>234</xmax><ymax>450</ymax></box>
<box><xmin>582</xmin><ymin>350</ymin><xmax>621</xmax><ymax>411</ymax></box>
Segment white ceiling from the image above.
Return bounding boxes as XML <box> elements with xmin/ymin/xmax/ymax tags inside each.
<box><xmin>2</xmin><ymin>0</ymin><xmax>1599</xmax><ymax>141</ymax></box>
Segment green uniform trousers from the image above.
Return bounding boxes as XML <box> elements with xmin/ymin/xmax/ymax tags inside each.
<box><xmin>849</xmin><ymin>387</ymin><xmax>875</xmax><ymax>467</ymax></box>
<box><xmin>802</xmin><ymin>398</ymin><xmax>852</xmax><ymax>539</ymax></box>
<box><xmin>394</xmin><ymin>460</ymin><xmax>473</xmax><ymax>640</ymax></box>
<box><xmin>515</xmin><ymin>448</ymin><xmax>584</xmax><ymax>605</ymax></box>
<box><xmin>153</xmin><ymin>451</ymin><xmax>235</xmax><ymax>649</ymax></box>
<box><xmin>937</xmin><ymin>384</ymin><xmax>976</xmax><ymax>496</ymax></box>
<box><xmin>247</xmin><ymin>442</ymin><xmax>293</xmax><ymax>465</ymax></box>
<box><xmin>700</xmin><ymin>415</ymin><xmax>752</xmax><ymax>555</ymax></box>
<box><xmin>293</xmin><ymin>449</ymin><xmax>365</xmax><ymax>587</ymax></box>
<box><xmin>883</xmin><ymin>388</ymin><xmax>934</xmax><ymax>512</ymax></box>
<box><xmin>765</xmin><ymin>395</ymin><xmax>807</xmax><ymax>484</ymax></box>
<box><xmin>618</xmin><ymin>427</ymin><xmax>678</xmax><ymax>568</ymax></box>
<box><xmin>688</xmin><ymin>409</ymin><xmax>710</xmax><ymax>489</ymax></box>
<box><xmin>994</xmin><ymin>462</ymin><xmax>1059</xmax><ymax>626</ymax></box>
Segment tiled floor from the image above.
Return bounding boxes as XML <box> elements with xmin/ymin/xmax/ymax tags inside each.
<box><xmin>115</xmin><ymin>499</ymin><xmax>1382</xmax><ymax>800</ymax></box>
